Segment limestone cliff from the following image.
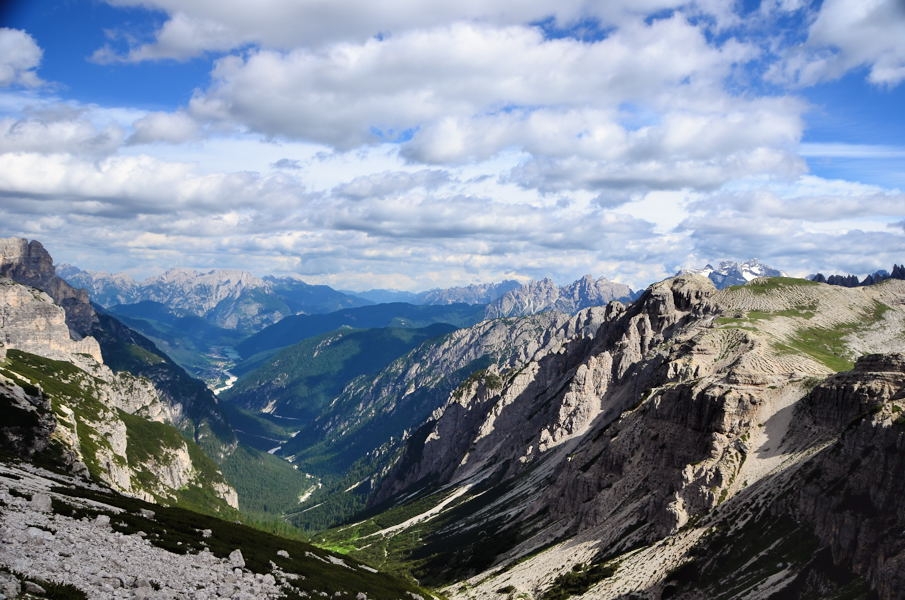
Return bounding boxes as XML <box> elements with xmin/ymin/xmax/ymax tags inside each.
<box><xmin>0</xmin><ymin>237</ymin><xmax>235</xmax><ymax>449</ymax></box>
<box><xmin>0</xmin><ymin>239</ymin><xmax>98</xmax><ymax>337</ymax></box>
<box><xmin>350</xmin><ymin>276</ymin><xmax>905</xmax><ymax>598</ymax></box>
<box><xmin>0</xmin><ymin>274</ymin><xmax>238</xmax><ymax>511</ymax></box>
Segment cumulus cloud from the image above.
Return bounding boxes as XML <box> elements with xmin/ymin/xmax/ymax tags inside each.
<box><xmin>769</xmin><ymin>0</ymin><xmax>905</xmax><ymax>86</ymax></box>
<box><xmin>186</xmin><ymin>16</ymin><xmax>760</xmax><ymax>165</ymax></box>
<box><xmin>0</xmin><ymin>114</ymin><xmax>124</xmax><ymax>156</ymax></box>
<box><xmin>1</xmin><ymin>1</ymin><xmax>903</xmax><ymax>290</ymax></box>
<box><xmin>333</xmin><ymin>169</ymin><xmax>451</xmax><ymax>200</ymax></box>
<box><xmin>0</xmin><ymin>28</ymin><xmax>43</xmax><ymax>87</ymax></box>
<box><xmin>128</xmin><ymin>111</ymin><xmax>200</xmax><ymax>144</ymax></box>
<box><xmin>97</xmin><ymin>0</ymin><xmax>707</xmax><ymax>61</ymax></box>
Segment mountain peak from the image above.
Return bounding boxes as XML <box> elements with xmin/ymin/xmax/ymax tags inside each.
<box><xmin>678</xmin><ymin>258</ymin><xmax>785</xmax><ymax>289</ymax></box>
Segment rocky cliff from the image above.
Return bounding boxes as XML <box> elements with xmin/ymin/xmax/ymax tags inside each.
<box><xmin>325</xmin><ymin>275</ymin><xmax>905</xmax><ymax>599</ymax></box>
<box><xmin>0</xmin><ymin>274</ymin><xmax>238</xmax><ymax>510</ymax></box>
<box><xmin>1</xmin><ymin>238</ymin><xmax>235</xmax><ymax>448</ymax></box>
<box><xmin>0</xmin><ymin>239</ymin><xmax>98</xmax><ymax>337</ymax></box>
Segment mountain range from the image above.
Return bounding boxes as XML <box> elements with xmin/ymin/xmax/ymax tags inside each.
<box><xmin>677</xmin><ymin>258</ymin><xmax>786</xmax><ymax>289</ymax></box>
<box><xmin>4</xmin><ymin>237</ymin><xmax>905</xmax><ymax>599</ymax></box>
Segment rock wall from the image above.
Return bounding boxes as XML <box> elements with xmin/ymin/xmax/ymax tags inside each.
<box><xmin>0</xmin><ymin>273</ymin><xmax>237</xmax><ymax>510</ymax></box>
<box><xmin>0</xmin><ymin>278</ymin><xmax>102</xmax><ymax>367</ymax></box>
<box><xmin>0</xmin><ymin>239</ymin><xmax>99</xmax><ymax>337</ymax></box>
<box><xmin>788</xmin><ymin>353</ymin><xmax>905</xmax><ymax>599</ymax></box>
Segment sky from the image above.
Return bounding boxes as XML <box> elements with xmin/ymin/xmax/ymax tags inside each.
<box><xmin>0</xmin><ymin>0</ymin><xmax>903</xmax><ymax>292</ymax></box>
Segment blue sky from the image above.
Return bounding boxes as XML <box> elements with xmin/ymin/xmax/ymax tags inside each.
<box><xmin>0</xmin><ymin>0</ymin><xmax>903</xmax><ymax>291</ymax></box>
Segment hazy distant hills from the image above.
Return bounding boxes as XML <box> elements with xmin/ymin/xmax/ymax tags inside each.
<box><xmin>58</xmin><ymin>265</ymin><xmax>372</xmax><ymax>333</ymax></box>
<box><xmin>354</xmin><ymin>279</ymin><xmax>521</xmax><ymax>305</ymax></box>
<box><xmin>235</xmin><ymin>302</ymin><xmax>486</xmax><ymax>362</ymax></box>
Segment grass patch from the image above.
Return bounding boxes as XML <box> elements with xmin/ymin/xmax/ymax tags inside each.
<box><xmin>735</xmin><ymin>277</ymin><xmax>821</xmax><ymax>294</ymax></box>
<box><xmin>777</xmin><ymin>325</ymin><xmax>856</xmax><ymax>372</ymax></box>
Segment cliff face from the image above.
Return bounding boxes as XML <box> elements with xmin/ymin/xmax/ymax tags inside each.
<box><xmin>351</xmin><ymin>276</ymin><xmax>905</xmax><ymax>598</ymax></box>
<box><xmin>785</xmin><ymin>354</ymin><xmax>905</xmax><ymax>599</ymax></box>
<box><xmin>1</xmin><ymin>238</ymin><xmax>235</xmax><ymax>448</ymax></box>
<box><xmin>0</xmin><ymin>239</ymin><xmax>98</xmax><ymax>337</ymax></box>
<box><xmin>0</xmin><ymin>267</ymin><xmax>237</xmax><ymax>511</ymax></box>
<box><xmin>0</xmin><ymin>278</ymin><xmax>102</xmax><ymax>368</ymax></box>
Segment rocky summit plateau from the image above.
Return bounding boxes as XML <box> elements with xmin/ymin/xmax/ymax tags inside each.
<box><xmin>2</xmin><ymin>236</ymin><xmax>905</xmax><ymax>600</ymax></box>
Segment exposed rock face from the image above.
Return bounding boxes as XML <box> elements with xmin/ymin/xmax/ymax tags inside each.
<box><xmin>357</xmin><ymin>307</ymin><xmax>612</xmax><ymax>503</ymax></box>
<box><xmin>785</xmin><ymin>354</ymin><xmax>905</xmax><ymax>599</ymax></box>
<box><xmin>0</xmin><ymin>239</ymin><xmax>99</xmax><ymax>337</ymax></box>
<box><xmin>0</xmin><ymin>277</ymin><xmax>102</xmax><ymax>368</ymax></box>
<box><xmin>1</xmin><ymin>237</ymin><xmax>236</xmax><ymax>449</ymax></box>
<box><xmin>0</xmin><ymin>370</ymin><xmax>55</xmax><ymax>460</ymax></box>
<box><xmin>362</xmin><ymin>276</ymin><xmax>905</xmax><ymax>598</ymax></box>
<box><xmin>0</xmin><ymin>272</ymin><xmax>237</xmax><ymax>510</ymax></box>
<box><xmin>417</xmin><ymin>280</ymin><xmax>521</xmax><ymax>305</ymax></box>
<box><xmin>484</xmin><ymin>275</ymin><xmax>635</xmax><ymax>319</ymax></box>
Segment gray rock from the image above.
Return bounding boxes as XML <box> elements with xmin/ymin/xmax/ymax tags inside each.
<box><xmin>29</xmin><ymin>493</ymin><xmax>52</xmax><ymax>513</ymax></box>
<box><xmin>94</xmin><ymin>514</ymin><xmax>111</xmax><ymax>527</ymax></box>
<box><xmin>229</xmin><ymin>549</ymin><xmax>245</xmax><ymax>569</ymax></box>
<box><xmin>23</xmin><ymin>581</ymin><xmax>46</xmax><ymax>595</ymax></box>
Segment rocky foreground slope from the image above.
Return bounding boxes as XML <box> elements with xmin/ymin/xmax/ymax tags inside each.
<box><xmin>324</xmin><ymin>275</ymin><xmax>905</xmax><ymax>599</ymax></box>
<box><xmin>0</xmin><ymin>459</ymin><xmax>429</xmax><ymax>600</ymax></box>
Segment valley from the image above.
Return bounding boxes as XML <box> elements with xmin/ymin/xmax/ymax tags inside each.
<box><xmin>2</xmin><ymin>237</ymin><xmax>905</xmax><ymax>599</ymax></box>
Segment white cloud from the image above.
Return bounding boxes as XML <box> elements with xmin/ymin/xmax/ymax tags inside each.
<box><xmin>769</xmin><ymin>0</ymin><xmax>905</xmax><ymax>86</ymax></box>
<box><xmin>186</xmin><ymin>16</ymin><xmax>761</xmax><ymax>167</ymax></box>
<box><xmin>98</xmin><ymin>0</ymin><xmax>699</xmax><ymax>61</ymax></box>
<box><xmin>0</xmin><ymin>28</ymin><xmax>43</xmax><ymax>88</ymax></box>
<box><xmin>128</xmin><ymin>111</ymin><xmax>200</xmax><ymax>144</ymax></box>
<box><xmin>0</xmin><ymin>115</ymin><xmax>124</xmax><ymax>156</ymax></box>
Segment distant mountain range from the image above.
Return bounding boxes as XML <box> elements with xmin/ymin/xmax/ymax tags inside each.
<box><xmin>57</xmin><ymin>265</ymin><xmax>371</xmax><ymax>333</ymax></box>
<box><xmin>354</xmin><ymin>280</ymin><xmax>522</xmax><ymax>305</ymax></box>
<box><xmin>677</xmin><ymin>258</ymin><xmax>785</xmax><ymax>289</ymax></box>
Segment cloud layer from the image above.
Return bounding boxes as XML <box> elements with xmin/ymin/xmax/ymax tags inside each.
<box><xmin>0</xmin><ymin>1</ymin><xmax>903</xmax><ymax>291</ymax></box>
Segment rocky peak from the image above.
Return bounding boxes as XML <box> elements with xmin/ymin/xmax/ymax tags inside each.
<box><xmin>417</xmin><ymin>280</ymin><xmax>521</xmax><ymax>305</ymax></box>
<box><xmin>679</xmin><ymin>258</ymin><xmax>785</xmax><ymax>289</ymax></box>
<box><xmin>484</xmin><ymin>275</ymin><xmax>634</xmax><ymax>319</ymax></box>
<box><xmin>0</xmin><ymin>238</ymin><xmax>98</xmax><ymax>338</ymax></box>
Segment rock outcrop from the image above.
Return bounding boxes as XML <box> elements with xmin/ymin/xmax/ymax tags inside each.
<box><xmin>0</xmin><ymin>277</ymin><xmax>102</xmax><ymax>368</ymax></box>
<box><xmin>354</xmin><ymin>276</ymin><xmax>905</xmax><ymax>598</ymax></box>
<box><xmin>0</xmin><ymin>239</ymin><xmax>99</xmax><ymax>337</ymax></box>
